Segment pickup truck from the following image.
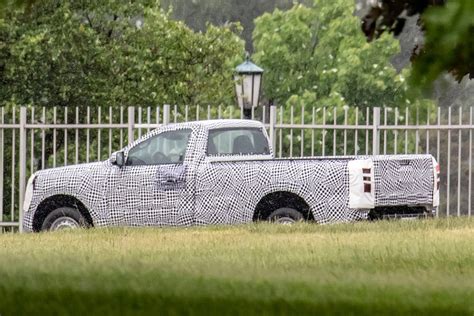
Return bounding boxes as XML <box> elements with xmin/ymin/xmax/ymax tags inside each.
<box><xmin>22</xmin><ymin>119</ymin><xmax>440</xmax><ymax>231</ymax></box>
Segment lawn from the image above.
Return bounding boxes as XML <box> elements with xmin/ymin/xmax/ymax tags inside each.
<box><xmin>0</xmin><ymin>218</ymin><xmax>473</xmax><ymax>315</ymax></box>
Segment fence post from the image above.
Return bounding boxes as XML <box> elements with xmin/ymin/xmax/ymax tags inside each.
<box><xmin>0</xmin><ymin>109</ymin><xmax>3</xmax><ymax>224</ymax></box>
<box><xmin>128</xmin><ymin>106</ymin><xmax>135</xmax><ymax>145</ymax></box>
<box><xmin>18</xmin><ymin>106</ymin><xmax>27</xmax><ymax>233</ymax></box>
<box><xmin>163</xmin><ymin>104</ymin><xmax>170</xmax><ymax>125</ymax></box>
<box><xmin>269</xmin><ymin>105</ymin><xmax>277</xmax><ymax>152</ymax></box>
<box><xmin>372</xmin><ymin>107</ymin><xmax>380</xmax><ymax>155</ymax></box>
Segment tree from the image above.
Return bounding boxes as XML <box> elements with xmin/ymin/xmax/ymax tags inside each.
<box><xmin>253</xmin><ymin>0</ymin><xmax>430</xmax><ymax>109</ymax></box>
<box><xmin>0</xmin><ymin>0</ymin><xmax>244</xmax><ymax>108</ymax></box>
<box><xmin>361</xmin><ymin>0</ymin><xmax>473</xmax><ymax>86</ymax></box>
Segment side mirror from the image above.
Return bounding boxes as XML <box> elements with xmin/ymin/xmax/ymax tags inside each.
<box><xmin>115</xmin><ymin>151</ymin><xmax>126</xmax><ymax>167</ymax></box>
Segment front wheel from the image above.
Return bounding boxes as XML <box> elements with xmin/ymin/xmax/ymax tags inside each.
<box><xmin>268</xmin><ymin>207</ymin><xmax>303</xmax><ymax>225</ymax></box>
<box><xmin>41</xmin><ymin>207</ymin><xmax>88</xmax><ymax>231</ymax></box>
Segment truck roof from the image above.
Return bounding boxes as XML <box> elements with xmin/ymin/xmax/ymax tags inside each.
<box><xmin>166</xmin><ymin>119</ymin><xmax>265</xmax><ymax>130</ymax></box>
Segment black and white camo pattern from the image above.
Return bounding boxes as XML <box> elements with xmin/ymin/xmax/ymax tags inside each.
<box><xmin>373</xmin><ymin>157</ymin><xmax>434</xmax><ymax>206</ymax></box>
<box><xmin>22</xmin><ymin>120</ymin><xmax>435</xmax><ymax>231</ymax></box>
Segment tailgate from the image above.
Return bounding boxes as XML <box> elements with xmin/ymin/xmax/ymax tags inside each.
<box><xmin>373</xmin><ymin>155</ymin><xmax>435</xmax><ymax>207</ymax></box>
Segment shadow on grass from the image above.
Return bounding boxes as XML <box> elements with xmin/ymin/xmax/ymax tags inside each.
<box><xmin>0</xmin><ymin>287</ymin><xmax>469</xmax><ymax>316</ymax></box>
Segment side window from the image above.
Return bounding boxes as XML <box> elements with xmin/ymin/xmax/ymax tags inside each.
<box><xmin>207</xmin><ymin>128</ymin><xmax>270</xmax><ymax>156</ymax></box>
<box><xmin>127</xmin><ymin>129</ymin><xmax>192</xmax><ymax>166</ymax></box>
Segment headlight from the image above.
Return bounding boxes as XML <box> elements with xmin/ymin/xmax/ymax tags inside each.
<box><xmin>23</xmin><ymin>174</ymin><xmax>36</xmax><ymax>213</ymax></box>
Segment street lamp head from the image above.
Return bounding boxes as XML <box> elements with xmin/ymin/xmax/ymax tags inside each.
<box><xmin>235</xmin><ymin>54</ymin><xmax>264</xmax><ymax>110</ymax></box>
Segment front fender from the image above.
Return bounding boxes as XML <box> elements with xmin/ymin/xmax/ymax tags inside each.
<box><xmin>24</xmin><ymin>161</ymin><xmax>111</xmax><ymax>229</ymax></box>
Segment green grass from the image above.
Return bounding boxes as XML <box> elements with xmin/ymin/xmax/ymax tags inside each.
<box><xmin>0</xmin><ymin>218</ymin><xmax>473</xmax><ymax>315</ymax></box>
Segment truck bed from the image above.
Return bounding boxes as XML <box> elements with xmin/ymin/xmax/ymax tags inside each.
<box><xmin>197</xmin><ymin>154</ymin><xmax>435</xmax><ymax>224</ymax></box>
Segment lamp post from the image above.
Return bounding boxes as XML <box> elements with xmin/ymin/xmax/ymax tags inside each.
<box><xmin>234</xmin><ymin>54</ymin><xmax>264</xmax><ymax>119</ymax></box>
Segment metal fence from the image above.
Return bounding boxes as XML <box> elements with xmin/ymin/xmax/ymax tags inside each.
<box><xmin>1</xmin><ymin>104</ymin><xmax>472</xmax><ymax>232</ymax></box>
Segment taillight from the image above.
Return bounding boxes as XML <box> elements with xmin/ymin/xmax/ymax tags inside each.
<box><xmin>363</xmin><ymin>168</ymin><xmax>371</xmax><ymax>193</ymax></box>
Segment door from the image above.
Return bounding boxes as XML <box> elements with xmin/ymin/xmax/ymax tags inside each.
<box><xmin>195</xmin><ymin>127</ymin><xmax>272</xmax><ymax>224</ymax></box>
<box><xmin>108</xmin><ymin>128</ymin><xmax>193</xmax><ymax>226</ymax></box>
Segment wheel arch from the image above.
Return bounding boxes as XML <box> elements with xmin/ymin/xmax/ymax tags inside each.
<box><xmin>253</xmin><ymin>191</ymin><xmax>314</xmax><ymax>221</ymax></box>
<box><xmin>32</xmin><ymin>194</ymin><xmax>94</xmax><ymax>232</ymax></box>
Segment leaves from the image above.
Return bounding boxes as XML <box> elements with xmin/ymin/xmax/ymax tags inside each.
<box><xmin>412</xmin><ymin>0</ymin><xmax>474</xmax><ymax>85</ymax></box>
<box><xmin>253</xmin><ymin>0</ymin><xmax>430</xmax><ymax>109</ymax></box>
<box><xmin>361</xmin><ymin>0</ymin><xmax>473</xmax><ymax>85</ymax></box>
<box><xmin>0</xmin><ymin>0</ymin><xmax>245</xmax><ymax>107</ymax></box>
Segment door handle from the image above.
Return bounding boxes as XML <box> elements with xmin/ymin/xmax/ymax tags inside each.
<box><xmin>161</xmin><ymin>178</ymin><xmax>178</xmax><ymax>185</ymax></box>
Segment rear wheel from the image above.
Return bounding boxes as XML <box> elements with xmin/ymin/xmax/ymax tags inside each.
<box><xmin>268</xmin><ymin>207</ymin><xmax>303</xmax><ymax>225</ymax></box>
<box><xmin>41</xmin><ymin>207</ymin><xmax>88</xmax><ymax>231</ymax></box>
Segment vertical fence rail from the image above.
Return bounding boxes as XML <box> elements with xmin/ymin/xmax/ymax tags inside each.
<box><xmin>458</xmin><ymin>107</ymin><xmax>462</xmax><ymax>217</ymax></box>
<box><xmin>0</xmin><ymin>104</ymin><xmax>473</xmax><ymax>232</ymax></box>
<box><xmin>18</xmin><ymin>107</ymin><xmax>27</xmax><ymax>233</ymax></box>
<box><xmin>11</xmin><ymin>110</ymin><xmax>16</xmax><ymax>222</ymax></box>
<box><xmin>469</xmin><ymin>107</ymin><xmax>473</xmax><ymax>217</ymax></box>
<box><xmin>372</xmin><ymin>107</ymin><xmax>380</xmax><ymax>155</ymax></box>
<box><xmin>0</xmin><ymin>108</ymin><xmax>3</xmax><ymax>226</ymax></box>
<box><xmin>269</xmin><ymin>105</ymin><xmax>277</xmax><ymax>151</ymax></box>
<box><xmin>163</xmin><ymin>104</ymin><xmax>170</xmax><ymax>125</ymax></box>
<box><xmin>447</xmin><ymin>107</ymin><xmax>451</xmax><ymax>216</ymax></box>
<box><xmin>128</xmin><ymin>106</ymin><xmax>135</xmax><ymax>145</ymax></box>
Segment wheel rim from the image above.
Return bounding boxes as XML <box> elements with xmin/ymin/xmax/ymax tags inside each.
<box><xmin>50</xmin><ymin>216</ymin><xmax>80</xmax><ymax>230</ymax></box>
<box><xmin>273</xmin><ymin>216</ymin><xmax>296</xmax><ymax>225</ymax></box>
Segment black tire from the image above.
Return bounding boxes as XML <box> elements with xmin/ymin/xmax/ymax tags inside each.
<box><xmin>268</xmin><ymin>207</ymin><xmax>304</xmax><ymax>224</ymax></box>
<box><xmin>41</xmin><ymin>207</ymin><xmax>88</xmax><ymax>231</ymax></box>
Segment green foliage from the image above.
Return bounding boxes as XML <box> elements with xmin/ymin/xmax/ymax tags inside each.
<box><xmin>412</xmin><ymin>0</ymin><xmax>474</xmax><ymax>86</ymax></box>
<box><xmin>253</xmin><ymin>0</ymin><xmax>429</xmax><ymax>109</ymax></box>
<box><xmin>361</xmin><ymin>0</ymin><xmax>473</xmax><ymax>86</ymax></box>
<box><xmin>0</xmin><ymin>0</ymin><xmax>244</xmax><ymax>108</ymax></box>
